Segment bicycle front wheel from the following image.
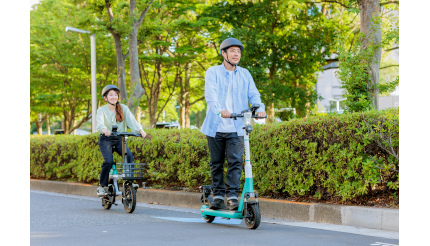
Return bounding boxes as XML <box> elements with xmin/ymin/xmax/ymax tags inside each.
<box><xmin>123</xmin><ymin>183</ymin><xmax>136</xmax><ymax>213</ymax></box>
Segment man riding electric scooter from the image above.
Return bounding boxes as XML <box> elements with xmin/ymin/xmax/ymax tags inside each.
<box><xmin>200</xmin><ymin>37</ymin><xmax>266</xmax><ymax>211</ymax></box>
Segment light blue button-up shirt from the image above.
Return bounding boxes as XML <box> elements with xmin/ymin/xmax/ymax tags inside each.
<box><xmin>200</xmin><ymin>62</ymin><xmax>265</xmax><ymax>137</ymax></box>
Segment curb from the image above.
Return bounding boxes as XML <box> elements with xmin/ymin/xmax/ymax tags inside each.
<box><xmin>30</xmin><ymin>179</ymin><xmax>399</xmax><ymax>231</ymax></box>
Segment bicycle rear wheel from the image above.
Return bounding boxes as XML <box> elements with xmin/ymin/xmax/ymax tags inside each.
<box><xmin>102</xmin><ymin>182</ymin><xmax>115</xmax><ymax>210</ymax></box>
<box><xmin>102</xmin><ymin>198</ymin><xmax>112</xmax><ymax>210</ymax></box>
<box><xmin>123</xmin><ymin>183</ymin><xmax>136</xmax><ymax>213</ymax></box>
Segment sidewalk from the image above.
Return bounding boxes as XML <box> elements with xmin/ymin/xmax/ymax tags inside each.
<box><xmin>30</xmin><ymin>179</ymin><xmax>399</xmax><ymax>232</ymax></box>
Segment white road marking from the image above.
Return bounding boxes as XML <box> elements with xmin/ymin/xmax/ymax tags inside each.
<box><xmin>153</xmin><ymin>216</ymin><xmax>242</xmax><ymax>225</ymax></box>
<box><xmin>370</xmin><ymin>242</ymin><xmax>398</xmax><ymax>246</ymax></box>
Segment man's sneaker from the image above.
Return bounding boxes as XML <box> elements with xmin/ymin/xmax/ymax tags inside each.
<box><xmin>227</xmin><ymin>198</ymin><xmax>239</xmax><ymax>210</ymax></box>
<box><xmin>210</xmin><ymin>198</ymin><xmax>226</xmax><ymax>210</ymax></box>
<box><xmin>97</xmin><ymin>186</ymin><xmax>107</xmax><ymax>196</ymax></box>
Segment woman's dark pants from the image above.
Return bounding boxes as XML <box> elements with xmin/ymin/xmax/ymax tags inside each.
<box><xmin>98</xmin><ymin>135</ymin><xmax>134</xmax><ymax>187</ymax></box>
<box><xmin>206</xmin><ymin>132</ymin><xmax>244</xmax><ymax>199</ymax></box>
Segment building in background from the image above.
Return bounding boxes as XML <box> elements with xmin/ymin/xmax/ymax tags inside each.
<box><xmin>315</xmin><ymin>50</ymin><xmax>399</xmax><ymax>113</ymax></box>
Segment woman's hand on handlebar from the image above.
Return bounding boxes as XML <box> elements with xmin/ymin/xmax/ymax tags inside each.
<box><xmin>255</xmin><ymin>111</ymin><xmax>267</xmax><ymax>120</ymax></box>
<box><xmin>102</xmin><ymin>129</ymin><xmax>111</xmax><ymax>136</ymax></box>
<box><xmin>140</xmin><ymin>129</ymin><xmax>147</xmax><ymax>138</ymax></box>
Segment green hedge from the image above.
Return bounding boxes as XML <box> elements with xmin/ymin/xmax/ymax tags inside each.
<box><xmin>30</xmin><ymin>108</ymin><xmax>399</xmax><ymax>201</ymax></box>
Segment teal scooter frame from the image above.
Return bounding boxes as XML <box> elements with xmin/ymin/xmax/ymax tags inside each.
<box><xmin>200</xmin><ymin>104</ymin><xmax>266</xmax><ymax>229</ymax></box>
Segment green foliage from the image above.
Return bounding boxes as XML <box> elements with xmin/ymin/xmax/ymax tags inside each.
<box><xmin>379</xmin><ymin>76</ymin><xmax>398</xmax><ymax>95</ymax></box>
<box><xmin>336</xmin><ymin>32</ymin><xmax>378</xmax><ymax>112</ymax></box>
<box><xmin>250</xmin><ymin>108</ymin><xmax>399</xmax><ymax>200</ymax></box>
<box><xmin>30</xmin><ymin>0</ymin><xmax>118</xmax><ymax>132</ymax></box>
<box><xmin>137</xmin><ymin>0</ymin><xmax>210</xmax><ymax>126</ymax></box>
<box><xmin>200</xmin><ymin>0</ymin><xmax>338</xmax><ymax>116</ymax></box>
<box><xmin>31</xmin><ymin>109</ymin><xmax>399</xmax><ymax>201</ymax></box>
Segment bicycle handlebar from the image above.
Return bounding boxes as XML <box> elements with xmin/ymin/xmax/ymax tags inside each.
<box><xmin>111</xmin><ymin>132</ymin><xmax>142</xmax><ymax>137</ymax></box>
<box><xmin>101</xmin><ymin>132</ymin><xmax>143</xmax><ymax>138</ymax></box>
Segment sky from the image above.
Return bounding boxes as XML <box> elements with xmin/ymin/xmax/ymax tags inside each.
<box><xmin>30</xmin><ymin>0</ymin><xmax>40</xmax><ymax>10</ymax></box>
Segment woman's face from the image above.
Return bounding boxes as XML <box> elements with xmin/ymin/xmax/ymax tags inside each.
<box><xmin>104</xmin><ymin>90</ymin><xmax>119</xmax><ymax>105</ymax></box>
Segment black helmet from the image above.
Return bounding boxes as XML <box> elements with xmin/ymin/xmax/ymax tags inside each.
<box><xmin>102</xmin><ymin>85</ymin><xmax>120</xmax><ymax>97</ymax></box>
<box><xmin>219</xmin><ymin>38</ymin><xmax>244</xmax><ymax>55</ymax></box>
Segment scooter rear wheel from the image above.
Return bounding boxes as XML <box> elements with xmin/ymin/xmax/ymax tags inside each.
<box><xmin>203</xmin><ymin>215</ymin><xmax>215</xmax><ymax>223</ymax></box>
<box><xmin>245</xmin><ymin>204</ymin><xmax>261</xmax><ymax>229</ymax></box>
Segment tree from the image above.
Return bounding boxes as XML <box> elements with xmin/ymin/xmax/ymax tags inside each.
<box><xmin>137</xmin><ymin>0</ymin><xmax>211</xmax><ymax>128</ymax></box>
<box><xmin>164</xmin><ymin>1</ymin><xmax>211</xmax><ymax>128</ymax></box>
<box><xmin>31</xmin><ymin>0</ymin><xmax>117</xmax><ymax>134</ymax></box>
<box><xmin>88</xmin><ymin>0</ymin><xmax>154</xmax><ymax>115</ymax></box>
<box><xmin>305</xmin><ymin>0</ymin><xmax>399</xmax><ymax>109</ymax></box>
<box><xmin>201</xmin><ymin>0</ymin><xmax>337</xmax><ymax>119</ymax></box>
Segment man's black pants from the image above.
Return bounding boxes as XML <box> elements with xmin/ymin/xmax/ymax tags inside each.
<box><xmin>206</xmin><ymin>132</ymin><xmax>244</xmax><ymax>199</ymax></box>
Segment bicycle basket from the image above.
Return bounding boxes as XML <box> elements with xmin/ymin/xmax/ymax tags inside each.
<box><xmin>116</xmin><ymin>163</ymin><xmax>146</xmax><ymax>180</ymax></box>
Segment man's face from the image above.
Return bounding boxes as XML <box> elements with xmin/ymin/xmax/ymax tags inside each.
<box><xmin>222</xmin><ymin>46</ymin><xmax>241</xmax><ymax>65</ymax></box>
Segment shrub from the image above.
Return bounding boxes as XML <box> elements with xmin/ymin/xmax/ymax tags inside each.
<box><xmin>30</xmin><ymin>108</ymin><xmax>399</xmax><ymax>201</ymax></box>
<box><xmin>250</xmin><ymin>108</ymin><xmax>399</xmax><ymax>200</ymax></box>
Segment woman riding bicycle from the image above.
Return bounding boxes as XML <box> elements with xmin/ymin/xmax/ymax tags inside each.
<box><xmin>96</xmin><ymin>84</ymin><xmax>147</xmax><ymax>196</ymax></box>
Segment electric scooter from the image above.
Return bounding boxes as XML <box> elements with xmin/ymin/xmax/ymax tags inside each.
<box><xmin>200</xmin><ymin>103</ymin><xmax>267</xmax><ymax>229</ymax></box>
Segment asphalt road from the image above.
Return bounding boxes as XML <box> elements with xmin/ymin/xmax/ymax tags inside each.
<box><xmin>30</xmin><ymin>190</ymin><xmax>399</xmax><ymax>246</ymax></box>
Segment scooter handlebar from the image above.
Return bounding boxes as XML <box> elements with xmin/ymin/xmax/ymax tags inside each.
<box><xmin>229</xmin><ymin>113</ymin><xmax>268</xmax><ymax>119</ymax></box>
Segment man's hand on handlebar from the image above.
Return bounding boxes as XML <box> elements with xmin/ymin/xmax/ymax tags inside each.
<box><xmin>255</xmin><ymin>111</ymin><xmax>267</xmax><ymax>120</ymax></box>
<box><xmin>220</xmin><ymin>110</ymin><xmax>231</xmax><ymax>118</ymax></box>
<box><xmin>140</xmin><ymin>129</ymin><xmax>147</xmax><ymax>138</ymax></box>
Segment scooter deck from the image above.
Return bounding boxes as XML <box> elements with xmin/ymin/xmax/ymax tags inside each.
<box><xmin>200</xmin><ymin>205</ymin><xmax>243</xmax><ymax>219</ymax></box>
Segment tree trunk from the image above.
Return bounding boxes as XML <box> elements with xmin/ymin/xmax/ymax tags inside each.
<box><xmin>184</xmin><ymin>63</ymin><xmax>192</xmax><ymax>129</ymax></box>
<box><xmin>136</xmin><ymin>106</ymin><xmax>141</xmax><ymax>124</ymax></box>
<box><xmin>128</xmin><ymin>24</ymin><xmax>145</xmax><ymax>115</ymax></box>
<box><xmin>105</xmin><ymin>0</ymin><xmax>128</xmax><ymax>103</ymax></box>
<box><xmin>113</xmin><ymin>35</ymin><xmax>128</xmax><ymax>103</ymax></box>
<box><xmin>195</xmin><ymin>111</ymin><xmax>201</xmax><ymax>128</ymax></box>
<box><xmin>127</xmin><ymin>0</ymin><xmax>154</xmax><ymax>115</ymax></box>
<box><xmin>148</xmin><ymin>59</ymin><xmax>163</xmax><ymax>128</ymax></box>
<box><xmin>128</xmin><ymin>28</ymin><xmax>145</xmax><ymax>115</ymax></box>
<box><xmin>64</xmin><ymin>112</ymin><xmax>70</xmax><ymax>134</ymax></box>
<box><xmin>359</xmin><ymin>0</ymin><xmax>382</xmax><ymax>109</ymax></box>
<box><xmin>46</xmin><ymin>116</ymin><xmax>51</xmax><ymax>135</ymax></box>
<box><xmin>266</xmin><ymin>103</ymin><xmax>275</xmax><ymax>123</ymax></box>
<box><xmin>179</xmin><ymin>75</ymin><xmax>186</xmax><ymax>128</ymax></box>
<box><xmin>36</xmin><ymin>113</ymin><xmax>45</xmax><ymax>135</ymax></box>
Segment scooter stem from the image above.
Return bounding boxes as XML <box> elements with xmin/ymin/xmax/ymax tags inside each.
<box><xmin>239</xmin><ymin>111</ymin><xmax>254</xmax><ymax>212</ymax></box>
<box><xmin>243</xmin><ymin>111</ymin><xmax>253</xmax><ymax>182</ymax></box>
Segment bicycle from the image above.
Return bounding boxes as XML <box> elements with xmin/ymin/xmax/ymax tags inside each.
<box><xmin>101</xmin><ymin>125</ymin><xmax>146</xmax><ymax>213</ymax></box>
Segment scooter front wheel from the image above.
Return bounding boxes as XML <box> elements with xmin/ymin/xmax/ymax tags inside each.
<box><xmin>245</xmin><ymin>204</ymin><xmax>261</xmax><ymax>229</ymax></box>
<box><xmin>203</xmin><ymin>215</ymin><xmax>215</xmax><ymax>223</ymax></box>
